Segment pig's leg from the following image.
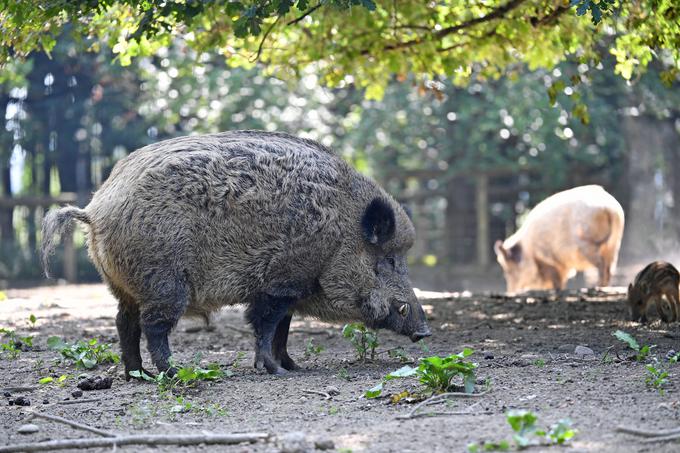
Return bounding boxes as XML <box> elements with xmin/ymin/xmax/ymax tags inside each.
<box><xmin>140</xmin><ymin>278</ymin><xmax>189</xmax><ymax>376</ymax></box>
<box><xmin>655</xmin><ymin>297</ymin><xmax>671</xmax><ymax>323</ymax></box>
<box><xmin>247</xmin><ymin>294</ymin><xmax>295</xmax><ymax>375</ymax></box>
<box><xmin>272</xmin><ymin>313</ymin><xmax>300</xmax><ymax>371</ymax></box>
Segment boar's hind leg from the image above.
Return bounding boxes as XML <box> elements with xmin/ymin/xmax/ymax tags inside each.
<box><xmin>140</xmin><ymin>278</ymin><xmax>189</xmax><ymax>377</ymax></box>
<box><xmin>111</xmin><ymin>286</ymin><xmax>152</xmax><ymax>380</ymax></box>
<box><xmin>272</xmin><ymin>314</ymin><xmax>300</xmax><ymax>371</ymax></box>
<box><xmin>246</xmin><ymin>294</ymin><xmax>296</xmax><ymax>375</ymax></box>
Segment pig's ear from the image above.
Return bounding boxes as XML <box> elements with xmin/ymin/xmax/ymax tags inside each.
<box><xmin>494</xmin><ymin>240</ymin><xmax>505</xmax><ymax>258</ymax></box>
<box><xmin>362</xmin><ymin>198</ymin><xmax>396</xmax><ymax>246</ymax></box>
<box><xmin>627</xmin><ymin>283</ymin><xmax>633</xmax><ymax>294</ymax></box>
<box><xmin>508</xmin><ymin>243</ymin><xmax>522</xmax><ymax>262</ymax></box>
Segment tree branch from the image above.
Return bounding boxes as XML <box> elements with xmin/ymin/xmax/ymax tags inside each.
<box><xmin>360</xmin><ymin>0</ymin><xmax>529</xmax><ymax>56</ymax></box>
<box><xmin>287</xmin><ymin>3</ymin><xmax>323</xmax><ymax>26</ymax></box>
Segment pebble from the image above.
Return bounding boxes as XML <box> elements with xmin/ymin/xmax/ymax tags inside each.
<box><xmin>484</xmin><ymin>352</ymin><xmax>494</xmax><ymax>360</ymax></box>
<box><xmin>71</xmin><ymin>390</ymin><xmax>83</xmax><ymax>398</ymax></box>
<box><xmin>3</xmin><ymin>392</ymin><xmax>10</xmax><ymax>398</ymax></box>
<box><xmin>325</xmin><ymin>386</ymin><xmax>339</xmax><ymax>396</ymax></box>
<box><xmin>42</xmin><ymin>399</ymin><xmax>49</xmax><ymax>404</ymax></box>
<box><xmin>558</xmin><ymin>344</ymin><xmax>576</xmax><ymax>353</ymax></box>
<box><xmin>314</xmin><ymin>439</ymin><xmax>335</xmax><ymax>450</ymax></box>
<box><xmin>10</xmin><ymin>396</ymin><xmax>30</xmax><ymax>406</ymax></box>
<box><xmin>574</xmin><ymin>345</ymin><xmax>595</xmax><ymax>357</ymax></box>
<box><xmin>17</xmin><ymin>424</ymin><xmax>39</xmax><ymax>435</ymax></box>
<box><xmin>278</xmin><ymin>431</ymin><xmax>311</xmax><ymax>453</ymax></box>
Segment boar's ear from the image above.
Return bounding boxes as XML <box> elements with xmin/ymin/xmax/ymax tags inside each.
<box><xmin>362</xmin><ymin>198</ymin><xmax>396</xmax><ymax>246</ymax></box>
<box><xmin>400</xmin><ymin>203</ymin><xmax>413</xmax><ymax>220</ymax></box>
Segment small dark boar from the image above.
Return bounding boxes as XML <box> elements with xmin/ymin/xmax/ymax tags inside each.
<box><xmin>627</xmin><ymin>261</ymin><xmax>680</xmax><ymax>323</ymax></box>
<box><xmin>41</xmin><ymin>131</ymin><xmax>431</xmax><ymax>377</ymax></box>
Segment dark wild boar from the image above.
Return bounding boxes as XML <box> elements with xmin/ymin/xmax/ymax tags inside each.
<box><xmin>41</xmin><ymin>131</ymin><xmax>431</xmax><ymax>377</ymax></box>
<box><xmin>627</xmin><ymin>261</ymin><xmax>680</xmax><ymax>323</ymax></box>
<box><xmin>494</xmin><ymin>185</ymin><xmax>624</xmax><ymax>293</ymax></box>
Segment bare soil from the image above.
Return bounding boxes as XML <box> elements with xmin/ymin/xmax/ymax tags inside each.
<box><xmin>1</xmin><ymin>284</ymin><xmax>680</xmax><ymax>452</ymax></box>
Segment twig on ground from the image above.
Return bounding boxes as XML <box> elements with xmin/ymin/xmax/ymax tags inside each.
<box><xmin>26</xmin><ymin>412</ymin><xmax>115</xmax><ymax>437</ymax></box>
<box><xmin>54</xmin><ymin>398</ymin><xmax>101</xmax><ymax>406</ymax></box>
<box><xmin>641</xmin><ymin>433</ymin><xmax>680</xmax><ymax>443</ymax></box>
<box><xmin>1</xmin><ymin>386</ymin><xmax>36</xmax><ymax>392</ymax></box>
<box><xmin>223</xmin><ymin>324</ymin><xmax>252</xmax><ymax>335</ymax></box>
<box><xmin>616</xmin><ymin>426</ymin><xmax>680</xmax><ymax>438</ymax></box>
<box><xmin>303</xmin><ymin>389</ymin><xmax>332</xmax><ymax>400</ymax></box>
<box><xmin>396</xmin><ymin>391</ymin><xmax>489</xmax><ymax>420</ymax></box>
<box><xmin>0</xmin><ymin>432</ymin><xmax>270</xmax><ymax>452</ymax></box>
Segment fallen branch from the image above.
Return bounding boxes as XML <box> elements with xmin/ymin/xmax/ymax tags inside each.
<box><xmin>396</xmin><ymin>391</ymin><xmax>489</xmax><ymax>420</ymax></box>
<box><xmin>26</xmin><ymin>412</ymin><xmax>115</xmax><ymax>437</ymax></box>
<box><xmin>641</xmin><ymin>433</ymin><xmax>680</xmax><ymax>443</ymax></box>
<box><xmin>0</xmin><ymin>432</ymin><xmax>270</xmax><ymax>452</ymax></box>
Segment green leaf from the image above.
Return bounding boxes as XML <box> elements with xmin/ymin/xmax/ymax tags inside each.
<box><xmin>39</xmin><ymin>377</ymin><xmax>53</xmax><ymax>384</ymax></box>
<box><xmin>385</xmin><ymin>365</ymin><xmax>417</xmax><ymax>380</ymax></box>
<box><xmin>364</xmin><ymin>381</ymin><xmax>383</xmax><ymax>398</ymax></box>
<box><xmin>612</xmin><ymin>330</ymin><xmax>640</xmax><ymax>351</ymax></box>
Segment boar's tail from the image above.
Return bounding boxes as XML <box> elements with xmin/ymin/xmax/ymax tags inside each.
<box><xmin>41</xmin><ymin>206</ymin><xmax>91</xmax><ymax>278</ymax></box>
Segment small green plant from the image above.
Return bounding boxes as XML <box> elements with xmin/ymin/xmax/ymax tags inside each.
<box><xmin>304</xmin><ymin>338</ymin><xmax>325</xmax><ymax>358</ymax></box>
<box><xmin>533</xmin><ymin>359</ymin><xmax>545</xmax><ymax>367</ymax></box>
<box><xmin>231</xmin><ymin>351</ymin><xmax>247</xmax><ymax>368</ymax></box>
<box><xmin>612</xmin><ymin>330</ymin><xmax>653</xmax><ymax>362</ymax></box>
<box><xmin>417</xmin><ymin>349</ymin><xmax>477</xmax><ymax>394</ymax></box>
<box><xmin>387</xmin><ymin>347</ymin><xmax>411</xmax><ymax>363</ymax></box>
<box><xmin>506</xmin><ymin>410</ymin><xmax>539</xmax><ymax>448</ymax></box>
<box><xmin>342</xmin><ymin>323</ymin><xmax>379</xmax><ymax>361</ymax></box>
<box><xmin>130</xmin><ymin>362</ymin><xmax>227</xmax><ymax>393</ymax></box>
<box><xmin>418</xmin><ymin>339</ymin><xmax>430</xmax><ymax>354</ymax></box>
<box><xmin>364</xmin><ymin>349</ymin><xmax>478</xmax><ymax>398</ymax></box>
<box><xmin>645</xmin><ymin>363</ymin><xmax>669</xmax><ymax>394</ymax></box>
<box><xmin>47</xmin><ymin>336</ymin><xmax>119</xmax><ymax>369</ymax></box>
<box><xmin>468</xmin><ymin>411</ymin><xmax>576</xmax><ymax>451</ymax></box>
<box><xmin>0</xmin><ymin>328</ymin><xmax>33</xmax><ymax>359</ymax></box>
<box><xmin>28</xmin><ymin>314</ymin><xmax>37</xmax><ymax>328</ymax></box>
<box><xmin>337</xmin><ymin>367</ymin><xmax>350</xmax><ymax>381</ymax></box>
<box><xmin>38</xmin><ymin>374</ymin><xmax>70</xmax><ymax>386</ymax></box>
<box><xmin>538</xmin><ymin>419</ymin><xmax>577</xmax><ymax>445</ymax></box>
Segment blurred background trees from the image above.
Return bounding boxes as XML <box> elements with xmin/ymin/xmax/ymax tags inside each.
<box><xmin>1</xmin><ymin>2</ymin><xmax>679</xmax><ymax>289</ymax></box>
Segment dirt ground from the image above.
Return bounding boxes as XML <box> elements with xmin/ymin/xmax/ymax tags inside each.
<box><xmin>1</xmin><ymin>284</ymin><xmax>680</xmax><ymax>452</ymax></box>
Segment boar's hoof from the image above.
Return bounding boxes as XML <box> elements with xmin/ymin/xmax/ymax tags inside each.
<box><xmin>280</xmin><ymin>356</ymin><xmax>301</xmax><ymax>371</ymax></box>
<box><xmin>254</xmin><ymin>353</ymin><xmax>288</xmax><ymax>375</ymax></box>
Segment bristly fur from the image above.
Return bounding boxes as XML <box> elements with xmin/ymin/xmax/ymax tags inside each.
<box><xmin>40</xmin><ymin>130</ymin><xmax>430</xmax><ymax>376</ymax></box>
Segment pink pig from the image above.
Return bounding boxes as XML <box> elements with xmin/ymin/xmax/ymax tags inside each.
<box><xmin>495</xmin><ymin>185</ymin><xmax>625</xmax><ymax>293</ymax></box>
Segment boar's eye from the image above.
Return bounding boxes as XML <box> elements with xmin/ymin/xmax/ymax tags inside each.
<box><xmin>398</xmin><ymin>303</ymin><xmax>409</xmax><ymax>317</ymax></box>
<box><xmin>386</xmin><ymin>256</ymin><xmax>396</xmax><ymax>269</ymax></box>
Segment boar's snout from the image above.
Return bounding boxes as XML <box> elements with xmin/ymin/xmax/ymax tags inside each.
<box><xmin>410</xmin><ymin>326</ymin><xmax>431</xmax><ymax>342</ymax></box>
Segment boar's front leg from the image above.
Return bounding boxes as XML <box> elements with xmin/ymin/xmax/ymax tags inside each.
<box><xmin>272</xmin><ymin>313</ymin><xmax>300</xmax><ymax>371</ymax></box>
<box><xmin>246</xmin><ymin>294</ymin><xmax>296</xmax><ymax>375</ymax></box>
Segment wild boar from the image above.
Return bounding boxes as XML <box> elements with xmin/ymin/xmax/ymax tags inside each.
<box><xmin>494</xmin><ymin>185</ymin><xmax>624</xmax><ymax>293</ymax></box>
<box><xmin>627</xmin><ymin>261</ymin><xmax>680</xmax><ymax>323</ymax></box>
<box><xmin>41</xmin><ymin>131</ymin><xmax>431</xmax><ymax>378</ymax></box>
